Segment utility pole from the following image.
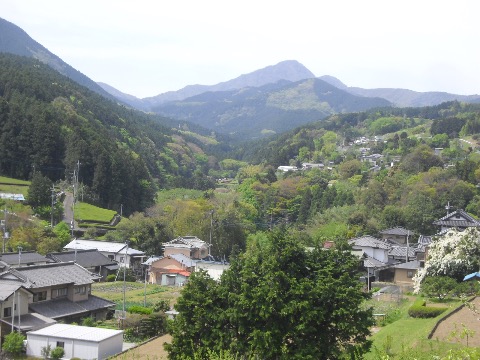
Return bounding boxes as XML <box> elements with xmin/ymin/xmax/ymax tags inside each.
<box><xmin>51</xmin><ymin>184</ymin><xmax>55</xmax><ymax>227</ymax></box>
<box><xmin>2</xmin><ymin>206</ymin><xmax>9</xmax><ymax>254</ymax></box>
<box><xmin>209</xmin><ymin>210</ymin><xmax>214</xmax><ymax>256</ymax></box>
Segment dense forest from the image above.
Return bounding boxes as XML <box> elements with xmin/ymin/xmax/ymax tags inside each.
<box><xmin>0</xmin><ymin>53</ymin><xmax>231</xmax><ymax>215</ymax></box>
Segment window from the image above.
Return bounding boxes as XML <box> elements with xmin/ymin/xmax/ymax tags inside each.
<box><xmin>75</xmin><ymin>286</ymin><xmax>86</xmax><ymax>294</ymax></box>
<box><xmin>33</xmin><ymin>291</ymin><xmax>47</xmax><ymax>302</ymax></box>
<box><xmin>56</xmin><ymin>341</ymin><xmax>64</xmax><ymax>348</ymax></box>
<box><xmin>3</xmin><ymin>307</ymin><xmax>11</xmax><ymax>317</ymax></box>
<box><xmin>108</xmin><ymin>254</ymin><xmax>114</xmax><ymax>260</ymax></box>
<box><xmin>53</xmin><ymin>288</ymin><xmax>68</xmax><ymax>298</ymax></box>
<box><xmin>407</xmin><ymin>271</ymin><xmax>414</xmax><ymax>278</ymax></box>
<box><xmin>119</xmin><ymin>256</ymin><xmax>124</xmax><ymax>263</ymax></box>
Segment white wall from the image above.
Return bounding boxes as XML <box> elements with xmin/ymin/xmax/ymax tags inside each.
<box><xmin>27</xmin><ymin>333</ymin><xmax>123</xmax><ymax>360</ymax></box>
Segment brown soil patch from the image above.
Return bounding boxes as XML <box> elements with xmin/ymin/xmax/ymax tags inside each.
<box><xmin>430</xmin><ymin>297</ymin><xmax>480</xmax><ymax>347</ymax></box>
<box><xmin>113</xmin><ymin>334</ymin><xmax>172</xmax><ymax>360</ymax></box>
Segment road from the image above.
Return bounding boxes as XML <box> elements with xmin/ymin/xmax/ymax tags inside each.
<box><xmin>63</xmin><ymin>191</ymin><xmax>76</xmax><ymax>231</ymax></box>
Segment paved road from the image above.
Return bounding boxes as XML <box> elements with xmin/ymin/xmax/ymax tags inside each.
<box><xmin>63</xmin><ymin>192</ymin><xmax>76</xmax><ymax>230</ymax></box>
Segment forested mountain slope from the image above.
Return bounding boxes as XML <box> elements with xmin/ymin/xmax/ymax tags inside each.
<box><xmin>153</xmin><ymin>78</ymin><xmax>391</xmax><ymax>140</ymax></box>
<box><xmin>0</xmin><ymin>53</ymin><xmax>225</xmax><ymax>214</ymax></box>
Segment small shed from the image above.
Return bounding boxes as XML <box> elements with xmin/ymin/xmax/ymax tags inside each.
<box><xmin>26</xmin><ymin>324</ymin><xmax>123</xmax><ymax>360</ymax></box>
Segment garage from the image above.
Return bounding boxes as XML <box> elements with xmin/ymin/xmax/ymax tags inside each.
<box><xmin>26</xmin><ymin>324</ymin><xmax>123</xmax><ymax>360</ymax></box>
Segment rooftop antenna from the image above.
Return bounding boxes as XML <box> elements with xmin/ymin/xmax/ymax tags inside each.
<box><xmin>445</xmin><ymin>201</ymin><xmax>452</xmax><ymax>216</ymax></box>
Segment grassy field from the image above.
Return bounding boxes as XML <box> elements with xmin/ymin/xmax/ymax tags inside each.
<box><xmin>364</xmin><ymin>296</ymin><xmax>468</xmax><ymax>359</ymax></box>
<box><xmin>0</xmin><ymin>176</ymin><xmax>30</xmax><ymax>195</ymax></box>
<box><xmin>92</xmin><ymin>281</ymin><xmax>181</xmax><ymax>310</ymax></box>
<box><xmin>75</xmin><ymin>202</ymin><xmax>118</xmax><ymax>223</ymax></box>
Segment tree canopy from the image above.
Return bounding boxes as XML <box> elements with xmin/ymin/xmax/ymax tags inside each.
<box><xmin>166</xmin><ymin>230</ymin><xmax>373</xmax><ymax>359</ymax></box>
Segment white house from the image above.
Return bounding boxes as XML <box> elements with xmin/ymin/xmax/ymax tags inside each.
<box><xmin>26</xmin><ymin>324</ymin><xmax>123</xmax><ymax>360</ymax></box>
<box><xmin>63</xmin><ymin>239</ymin><xmax>145</xmax><ymax>270</ymax></box>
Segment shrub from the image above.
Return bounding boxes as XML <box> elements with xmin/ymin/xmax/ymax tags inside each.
<box><xmin>106</xmin><ymin>274</ymin><xmax>116</xmax><ymax>282</ymax></box>
<box><xmin>50</xmin><ymin>346</ymin><xmax>65</xmax><ymax>360</ymax></box>
<box><xmin>408</xmin><ymin>299</ymin><xmax>447</xmax><ymax>318</ymax></box>
<box><xmin>128</xmin><ymin>305</ymin><xmax>153</xmax><ymax>315</ymax></box>
<box><xmin>2</xmin><ymin>331</ymin><xmax>25</xmax><ymax>355</ymax></box>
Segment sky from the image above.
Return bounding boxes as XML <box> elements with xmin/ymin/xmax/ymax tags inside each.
<box><xmin>2</xmin><ymin>0</ymin><xmax>480</xmax><ymax>98</ymax></box>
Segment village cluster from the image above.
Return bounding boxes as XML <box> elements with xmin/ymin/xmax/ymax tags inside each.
<box><xmin>0</xmin><ymin>235</ymin><xmax>225</xmax><ymax>359</ymax></box>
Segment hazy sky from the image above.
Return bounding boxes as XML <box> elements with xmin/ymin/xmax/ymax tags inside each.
<box><xmin>2</xmin><ymin>0</ymin><xmax>479</xmax><ymax>98</ymax></box>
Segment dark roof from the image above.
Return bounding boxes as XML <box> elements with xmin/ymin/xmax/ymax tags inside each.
<box><xmin>29</xmin><ymin>295</ymin><xmax>115</xmax><ymax>319</ymax></box>
<box><xmin>380</xmin><ymin>227</ymin><xmax>415</xmax><ymax>237</ymax></box>
<box><xmin>1</xmin><ymin>312</ymin><xmax>56</xmax><ymax>332</ymax></box>
<box><xmin>0</xmin><ymin>251</ymin><xmax>50</xmax><ymax>266</ymax></box>
<box><xmin>433</xmin><ymin>209</ymin><xmax>480</xmax><ymax>228</ymax></box>
<box><xmin>2</xmin><ymin>262</ymin><xmax>98</xmax><ymax>288</ymax></box>
<box><xmin>418</xmin><ymin>235</ymin><xmax>433</xmax><ymax>245</ymax></box>
<box><xmin>393</xmin><ymin>260</ymin><xmax>421</xmax><ymax>270</ymax></box>
<box><xmin>47</xmin><ymin>249</ymin><xmax>117</xmax><ymax>268</ymax></box>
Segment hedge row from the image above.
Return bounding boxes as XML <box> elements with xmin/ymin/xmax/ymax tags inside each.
<box><xmin>408</xmin><ymin>299</ymin><xmax>447</xmax><ymax>318</ymax></box>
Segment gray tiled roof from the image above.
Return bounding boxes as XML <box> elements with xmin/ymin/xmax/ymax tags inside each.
<box><xmin>433</xmin><ymin>209</ymin><xmax>480</xmax><ymax>227</ymax></box>
<box><xmin>13</xmin><ymin>262</ymin><xmax>97</xmax><ymax>288</ymax></box>
<box><xmin>163</xmin><ymin>236</ymin><xmax>207</xmax><ymax>249</ymax></box>
<box><xmin>47</xmin><ymin>249</ymin><xmax>117</xmax><ymax>268</ymax></box>
<box><xmin>388</xmin><ymin>246</ymin><xmax>416</xmax><ymax>258</ymax></box>
<box><xmin>380</xmin><ymin>227</ymin><xmax>414</xmax><ymax>236</ymax></box>
<box><xmin>349</xmin><ymin>235</ymin><xmax>390</xmax><ymax>250</ymax></box>
<box><xmin>29</xmin><ymin>295</ymin><xmax>115</xmax><ymax>319</ymax></box>
<box><xmin>0</xmin><ymin>251</ymin><xmax>50</xmax><ymax>266</ymax></box>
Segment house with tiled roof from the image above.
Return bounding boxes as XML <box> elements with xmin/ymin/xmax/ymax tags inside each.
<box><xmin>162</xmin><ymin>236</ymin><xmax>210</xmax><ymax>260</ymax></box>
<box><xmin>348</xmin><ymin>235</ymin><xmax>390</xmax><ymax>263</ymax></box>
<box><xmin>0</xmin><ymin>282</ymin><xmax>56</xmax><ymax>342</ymax></box>
<box><xmin>0</xmin><ymin>262</ymin><xmax>115</xmax><ymax>324</ymax></box>
<box><xmin>380</xmin><ymin>227</ymin><xmax>415</xmax><ymax>245</ymax></box>
<box><xmin>0</xmin><ymin>251</ymin><xmax>50</xmax><ymax>268</ymax></box>
<box><xmin>47</xmin><ymin>249</ymin><xmax>119</xmax><ymax>280</ymax></box>
<box><xmin>147</xmin><ymin>253</ymin><xmax>194</xmax><ymax>286</ymax></box>
<box><xmin>393</xmin><ymin>260</ymin><xmax>422</xmax><ymax>285</ymax></box>
<box><xmin>433</xmin><ymin>209</ymin><xmax>480</xmax><ymax>232</ymax></box>
<box><xmin>388</xmin><ymin>246</ymin><xmax>417</xmax><ymax>263</ymax></box>
<box><xmin>63</xmin><ymin>239</ymin><xmax>146</xmax><ymax>276</ymax></box>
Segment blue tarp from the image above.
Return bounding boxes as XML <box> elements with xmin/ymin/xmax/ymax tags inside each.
<box><xmin>463</xmin><ymin>272</ymin><xmax>480</xmax><ymax>281</ymax></box>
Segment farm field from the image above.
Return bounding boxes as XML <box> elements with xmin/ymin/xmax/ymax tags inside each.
<box><xmin>92</xmin><ymin>281</ymin><xmax>181</xmax><ymax>310</ymax></box>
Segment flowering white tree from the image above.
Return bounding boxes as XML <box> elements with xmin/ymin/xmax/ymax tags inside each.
<box><xmin>414</xmin><ymin>227</ymin><xmax>480</xmax><ymax>293</ymax></box>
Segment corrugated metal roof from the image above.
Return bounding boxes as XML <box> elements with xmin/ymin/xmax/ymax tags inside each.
<box><xmin>27</xmin><ymin>324</ymin><xmax>123</xmax><ymax>342</ymax></box>
<box><xmin>63</xmin><ymin>239</ymin><xmax>144</xmax><ymax>255</ymax></box>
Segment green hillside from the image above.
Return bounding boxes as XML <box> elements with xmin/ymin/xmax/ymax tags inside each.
<box><xmin>0</xmin><ymin>53</ymin><xmax>227</xmax><ymax>215</ymax></box>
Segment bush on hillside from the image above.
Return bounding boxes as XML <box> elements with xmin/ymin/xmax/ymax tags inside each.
<box><xmin>408</xmin><ymin>298</ymin><xmax>447</xmax><ymax>318</ymax></box>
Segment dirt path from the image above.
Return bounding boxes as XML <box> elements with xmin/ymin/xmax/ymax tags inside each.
<box><xmin>431</xmin><ymin>297</ymin><xmax>480</xmax><ymax>347</ymax></box>
<box><xmin>114</xmin><ymin>335</ymin><xmax>172</xmax><ymax>360</ymax></box>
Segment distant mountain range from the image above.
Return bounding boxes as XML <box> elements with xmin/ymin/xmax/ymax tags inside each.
<box><xmin>2</xmin><ymin>16</ymin><xmax>480</xmax><ymax>141</ymax></box>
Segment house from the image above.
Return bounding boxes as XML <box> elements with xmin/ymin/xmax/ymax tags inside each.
<box><xmin>393</xmin><ymin>260</ymin><xmax>421</xmax><ymax>285</ymax></box>
<box><xmin>26</xmin><ymin>324</ymin><xmax>123</xmax><ymax>360</ymax></box>
<box><xmin>360</xmin><ymin>153</ymin><xmax>383</xmax><ymax>166</ymax></box>
<box><xmin>163</xmin><ymin>236</ymin><xmax>210</xmax><ymax>260</ymax></box>
<box><xmin>349</xmin><ymin>235</ymin><xmax>399</xmax><ymax>283</ymax></box>
<box><xmin>380</xmin><ymin>227</ymin><xmax>415</xmax><ymax>245</ymax></box>
<box><xmin>433</xmin><ymin>209</ymin><xmax>480</xmax><ymax>232</ymax></box>
<box><xmin>0</xmin><ymin>262</ymin><xmax>115</xmax><ymax>323</ymax></box>
<box><xmin>388</xmin><ymin>246</ymin><xmax>417</xmax><ymax>263</ymax></box>
<box><xmin>148</xmin><ymin>253</ymin><xmax>193</xmax><ymax>286</ymax></box>
<box><xmin>348</xmin><ymin>235</ymin><xmax>391</xmax><ymax>264</ymax></box>
<box><xmin>47</xmin><ymin>249</ymin><xmax>119</xmax><ymax>281</ymax></box>
<box><xmin>63</xmin><ymin>239</ymin><xmax>146</xmax><ymax>274</ymax></box>
<box><xmin>195</xmin><ymin>259</ymin><xmax>230</xmax><ymax>281</ymax></box>
<box><xmin>301</xmin><ymin>163</ymin><xmax>324</xmax><ymax>170</ymax></box>
<box><xmin>277</xmin><ymin>166</ymin><xmax>298</xmax><ymax>172</ymax></box>
<box><xmin>0</xmin><ymin>283</ymin><xmax>56</xmax><ymax>344</ymax></box>
<box><xmin>0</xmin><ymin>251</ymin><xmax>50</xmax><ymax>268</ymax></box>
